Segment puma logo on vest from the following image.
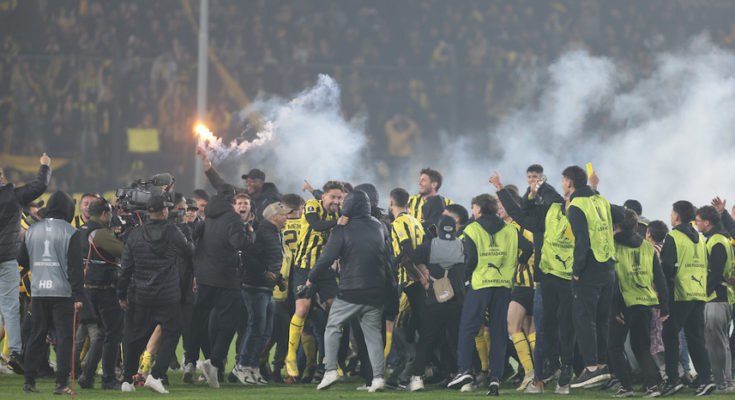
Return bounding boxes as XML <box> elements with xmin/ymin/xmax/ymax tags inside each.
<box><xmin>634</xmin><ymin>283</ymin><xmax>648</xmax><ymax>290</ymax></box>
<box><xmin>487</xmin><ymin>263</ymin><xmax>501</xmax><ymax>273</ymax></box>
<box><xmin>691</xmin><ymin>275</ymin><xmax>703</xmax><ymax>288</ymax></box>
<box><xmin>555</xmin><ymin>255</ymin><xmax>570</xmax><ymax>269</ymax></box>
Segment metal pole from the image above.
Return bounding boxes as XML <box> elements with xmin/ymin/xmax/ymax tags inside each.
<box><xmin>194</xmin><ymin>0</ymin><xmax>209</xmax><ymax>189</ymax></box>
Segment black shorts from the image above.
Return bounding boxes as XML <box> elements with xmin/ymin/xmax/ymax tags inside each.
<box><xmin>511</xmin><ymin>286</ymin><xmax>534</xmax><ymax>316</ymax></box>
<box><xmin>292</xmin><ymin>267</ymin><xmax>339</xmax><ymax>301</ymax></box>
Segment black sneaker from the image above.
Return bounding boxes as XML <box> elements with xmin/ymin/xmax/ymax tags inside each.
<box><xmin>23</xmin><ymin>383</ymin><xmax>40</xmax><ymax>393</ymax></box>
<box><xmin>680</xmin><ymin>372</ymin><xmax>693</xmax><ymax>386</ymax></box>
<box><xmin>601</xmin><ymin>377</ymin><xmax>621</xmax><ymax>391</ymax></box>
<box><xmin>660</xmin><ymin>381</ymin><xmax>684</xmax><ymax>397</ymax></box>
<box><xmin>644</xmin><ymin>384</ymin><xmax>662</xmax><ymax>398</ymax></box>
<box><xmin>53</xmin><ymin>384</ymin><xmax>75</xmax><ymax>395</ymax></box>
<box><xmin>487</xmin><ymin>379</ymin><xmax>500</xmax><ymax>396</ymax></box>
<box><xmin>271</xmin><ymin>369</ymin><xmax>284</xmax><ymax>383</ymax></box>
<box><xmin>558</xmin><ymin>364</ymin><xmax>573</xmax><ymax>387</ymax></box>
<box><xmin>570</xmin><ymin>367</ymin><xmax>610</xmax><ymax>388</ymax></box>
<box><xmin>77</xmin><ymin>373</ymin><xmax>93</xmax><ymax>389</ymax></box>
<box><xmin>8</xmin><ymin>351</ymin><xmax>24</xmax><ymax>374</ymax></box>
<box><xmin>614</xmin><ymin>387</ymin><xmax>635</xmax><ymax>398</ymax></box>
<box><xmin>695</xmin><ymin>380</ymin><xmax>715</xmax><ymax>396</ymax></box>
<box><xmin>227</xmin><ymin>370</ymin><xmax>239</xmax><ymax>383</ymax></box>
<box><xmin>447</xmin><ymin>371</ymin><xmax>474</xmax><ymax>389</ymax></box>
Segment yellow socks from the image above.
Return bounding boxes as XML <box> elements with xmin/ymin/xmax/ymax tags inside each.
<box><xmin>139</xmin><ymin>350</ymin><xmax>153</xmax><ymax>375</ymax></box>
<box><xmin>475</xmin><ymin>329</ymin><xmax>489</xmax><ymax>372</ymax></box>
<box><xmin>527</xmin><ymin>331</ymin><xmax>536</xmax><ymax>355</ymax></box>
<box><xmin>511</xmin><ymin>332</ymin><xmax>534</xmax><ymax>374</ymax></box>
<box><xmin>286</xmin><ymin>315</ymin><xmax>305</xmax><ymax>377</ymax></box>
<box><xmin>302</xmin><ymin>333</ymin><xmax>316</xmax><ymax>367</ymax></box>
<box><xmin>384</xmin><ymin>330</ymin><xmax>393</xmax><ymax>360</ymax></box>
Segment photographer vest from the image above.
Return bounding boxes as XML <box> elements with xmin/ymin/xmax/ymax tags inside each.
<box><xmin>614</xmin><ymin>240</ymin><xmax>658</xmax><ymax>307</ymax></box>
<box><xmin>541</xmin><ymin>203</ymin><xmax>575</xmax><ymax>280</ymax></box>
<box><xmin>667</xmin><ymin>229</ymin><xmax>708</xmax><ymax>302</ymax></box>
<box><xmin>569</xmin><ymin>194</ymin><xmax>615</xmax><ymax>263</ymax></box>
<box><xmin>79</xmin><ymin>220</ymin><xmax>120</xmax><ymax>287</ymax></box>
<box><xmin>705</xmin><ymin>233</ymin><xmax>735</xmax><ymax>304</ymax></box>
<box><xmin>464</xmin><ymin>221</ymin><xmax>517</xmax><ymax>290</ymax></box>
<box><xmin>25</xmin><ymin>218</ymin><xmax>77</xmax><ymax>297</ymax></box>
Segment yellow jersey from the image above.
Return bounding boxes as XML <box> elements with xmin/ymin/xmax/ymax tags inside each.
<box><xmin>391</xmin><ymin>212</ymin><xmax>425</xmax><ymax>286</ymax></box>
<box><xmin>407</xmin><ymin>194</ymin><xmax>453</xmax><ymax>223</ymax></box>
<box><xmin>273</xmin><ymin>217</ymin><xmax>302</xmax><ymax>301</ymax></box>
<box><xmin>511</xmin><ymin>220</ymin><xmax>535</xmax><ymax>289</ymax></box>
<box><xmin>294</xmin><ymin>199</ymin><xmax>338</xmax><ymax>270</ymax></box>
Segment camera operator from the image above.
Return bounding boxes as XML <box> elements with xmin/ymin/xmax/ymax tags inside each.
<box><xmin>77</xmin><ymin>198</ymin><xmax>124</xmax><ymax>390</ymax></box>
<box><xmin>117</xmin><ymin>195</ymin><xmax>193</xmax><ymax>393</ymax></box>
<box><xmin>232</xmin><ymin>202</ymin><xmax>289</xmax><ymax>385</ymax></box>
<box><xmin>187</xmin><ymin>184</ymin><xmax>255</xmax><ymax>388</ymax></box>
<box><xmin>0</xmin><ymin>152</ymin><xmax>51</xmax><ymax>373</ymax></box>
<box><xmin>18</xmin><ymin>191</ymin><xmax>83</xmax><ymax>394</ymax></box>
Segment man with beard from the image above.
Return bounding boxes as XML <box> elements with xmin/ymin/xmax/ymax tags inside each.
<box><xmin>406</xmin><ymin>168</ymin><xmax>452</xmax><ymax>229</ymax></box>
<box><xmin>285</xmin><ymin>181</ymin><xmax>346</xmax><ymax>380</ymax></box>
<box><xmin>73</xmin><ymin>193</ymin><xmax>102</xmax><ymax>228</ymax></box>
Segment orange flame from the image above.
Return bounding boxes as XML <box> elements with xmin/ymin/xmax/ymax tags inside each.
<box><xmin>194</xmin><ymin>123</ymin><xmax>215</xmax><ymax>143</ymax></box>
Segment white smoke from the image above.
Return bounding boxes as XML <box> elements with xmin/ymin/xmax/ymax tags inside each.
<box><xmin>440</xmin><ymin>36</ymin><xmax>735</xmax><ymax>222</ymax></box>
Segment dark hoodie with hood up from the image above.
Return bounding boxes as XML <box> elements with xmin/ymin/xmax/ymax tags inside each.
<box><xmin>193</xmin><ymin>193</ymin><xmax>254</xmax><ymax>289</ymax></box>
<box><xmin>462</xmin><ymin>213</ymin><xmax>534</xmax><ymax>283</ymax></box>
<box><xmin>18</xmin><ymin>191</ymin><xmax>84</xmax><ymax>301</ymax></box>
<box><xmin>660</xmin><ymin>221</ymin><xmax>702</xmax><ymax>303</ymax></box>
<box><xmin>118</xmin><ymin>216</ymin><xmax>192</xmax><ymax>305</ymax></box>
<box><xmin>308</xmin><ymin>190</ymin><xmax>392</xmax><ymax>306</ymax></box>
<box><xmin>612</xmin><ymin>229</ymin><xmax>669</xmax><ymax>316</ymax></box>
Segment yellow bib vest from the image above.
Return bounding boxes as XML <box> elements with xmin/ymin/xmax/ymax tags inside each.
<box><xmin>706</xmin><ymin>233</ymin><xmax>735</xmax><ymax>304</ymax></box>
<box><xmin>667</xmin><ymin>229</ymin><xmax>708</xmax><ymax>302</ymax></box>
<box><xmin>541</xmin><ymin>203</ymin><xmax>574</xmax><ymax>280</ymax></box>
<box><xmin>569</xmin><ymin>195</ymin><xmax>615</xmax><ymax>262</ymax></box>
<box><xmin>614</xmin><ymin>241</ymin><xmax>658</xmax><ymax>307</ymax></box>
<box><xmin>463</xmin><ymin>221</ymin><xmax>518</xmax><ymax>289</ymax></box>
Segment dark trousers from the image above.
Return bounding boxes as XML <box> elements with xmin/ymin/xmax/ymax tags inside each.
<box><xmin>181</xmin><ymin>302</ymin><xmax>195</xmax><ymax>365</ymax></box>
<box><xmin>24</xmin><ymin>297</ymin><xmax>75</xmax><ymax>385</ymax></box>
<box><xmin>403</xmin><ymin>283</ymin><xmax>425</xmax><ymax>343</ymax></box>
<box><xmin>572</xmin><ymin>267</ymin><xmax>614</xmax><ymax>366</ymax></box>
<box><xmin>662</xmin><ymin>300</ymin><xmax>712</xmax><ymax>384</ymax></box>
<box><xmin>122</xmin><ymin>302</ymin><xmax>182</xmax><ymax>381</ymax></box>
<box><xmin>608</xmin><ymin>306</ymin><xmax>660</xmax><ymax>389</ymax></box>
<box><xmin>85</xmin><ymin>288</ymin><xmax>123</xmax><ymax>383</ymax></box>
<box><xmin>269</xmin><ymin>300</ymin><xmax>291</xmax><ymax>371</ymax></box>
<box><xmin>457</xmin><ymin>286</ymin><xmax>510</xmax><ymax>379</ymax></box>
<box><xmin>541</xmin><ymin>275</ymin><xmax>575</xmax><ymax>367</ymax></box>
<box><xmin>413</xmin><ymin>302</ymin><xmax>461</xmax><ymax>377</ymax></box>
<box><xmin>187</xmin><ymin>284</ymin><xmax>240</xmax><ymax>370</ymax></box>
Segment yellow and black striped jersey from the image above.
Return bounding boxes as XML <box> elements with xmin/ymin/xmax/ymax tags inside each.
<box><xmin>20</xmin><ymin>211</ymin><xmax>39</xmax><ymax>231</ymax></box>
<box><xmin>407</xmin><ymin>194</ymin><xmax>453</xmax><ymax>223</ymax></box>
<box><xmin>511</xmin><ymin>220</ymin><xmax>535</xmax><ymax>289</ymax></box>
<box><xmin>283</xmin><ymin>217</ymin><xmax>302</xmax><ymax>255</ymax></box>
<box><xmin>294</xmin><ymin>199</ymin><xmax>338</xmax><ymax>270</ymax></box>
<box><xmin>391</xmin><ymin>212</ymin><xmax>425</xmax><ymax>286</ymax></box>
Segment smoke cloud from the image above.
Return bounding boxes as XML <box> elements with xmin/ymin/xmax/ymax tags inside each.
<box><xmin>208</xmin><ymin>37</ymin><xmax>735</xmax><ymax>223</ymax></box>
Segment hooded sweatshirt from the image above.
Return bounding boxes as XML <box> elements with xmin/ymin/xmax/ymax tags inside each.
<box><xmin>308</xmin><ymin>191</ymin><xmax>391</xmax><ymax>306</ymax></box>
<box><xmin>660</xmin><ymin>222</ymin><xmax>702</xmax><ymax>301</ymax></box>
<box><xmin>462</xmin><ymin>214</ymin><xmax>534</xmax><ymax>282</ymax></box>
<box><xmin>612</xmin><ymin>229</ymin><xmax>669</xmax><ymax>316</ymax></box>
<box><xmin>703</xmin><ymin>225</ymin><xmax>730</xmax><ymax>303</ymax></box>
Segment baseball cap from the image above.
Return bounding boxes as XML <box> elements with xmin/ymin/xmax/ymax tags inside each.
<box><xmin>186</xmin><ymin>198</ymin><xmax>199</xmax><ymax>210</ymax></box>
<box><xmin>437</xmin><ymin>214</ymin><xmax>457</xmax><ymax>240</ymax></box>
<box><xmin>147</xmin><ymin>195</ymin><xmax>172</xmax><ymax>213</ymax></box>
<box><xmin>262</xmin><ymin>202</ymin><xmax>291</xmax><ymax>220</ymax></box>
<box><xmin>241</xmin><ymin>168</ymin><xmax>266</xmax><ymax>181</ymax></box>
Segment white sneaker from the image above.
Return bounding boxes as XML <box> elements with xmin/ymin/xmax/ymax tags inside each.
<box><xmin>555</xmin><ymin>384</ymin><xmax>570</xmax><ymax>395</ymax></box>
<box><xmin>317</xmin><ymin>370</ymin><xmax>339</xmax><ymax>390</ymax></box>
<box><xmin>368</xmin><ymin>377</ymin><xmax>385</xmax><ymax>393</ymax></box>
<box><xmin>121</xmin><ymin>382</ymin><xmax>136</xmax><ymax>392</ymax></box>
<box><xmin>232</xmin><ymin>365</ymin><xmax>252</xmax><ymax>385</ymax></box>
<box><xmin>356</xmin><ymin>384</ymin><xmax>371</xmax><ymax>391</ymax></box>
<box><xmin>251</xmin><ymin>368</ymin><xmax>268</xmax><ymax>385</ymax></box>
<box><xmin>461</xmin><ymin>382</ymin><xmax>476</xmax><ymax>392</ymax></box>
<box><xmin>200</xmin><ymin>359</ymin><xmax>220</xmax><ymax>388</ymax></box>
<box><xmin>409</xmin><ymin>376</ymin><xmax>424</xmax><ymax>392</ymax></box>
<box><xmin>182</xmin><ymin>362</ymin><xmax>195</xmax><ymax>383</ymax></box>
<box><xmin>144</xmin><ymin>375</ymin><xmax>170</xmax><ymax>394</ymax></box>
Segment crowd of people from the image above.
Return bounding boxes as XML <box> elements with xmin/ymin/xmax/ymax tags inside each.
<box><xmin>4</xmin><ymin>0</ymin><xmax>735</xmax><ymax>191</ymax></box>
<box><xmin>1</xmin><ymin>148</ymin><xmax>734</xmax><ymax>397</ymax></box>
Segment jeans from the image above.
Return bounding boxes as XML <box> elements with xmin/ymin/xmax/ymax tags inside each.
<box><xmin>238</xmin><ymin>290</ymin><xmax>275</xmax><ymax>367</ymax></box>
<box><xmin>0</xmin><ymin>260</ymin><xmax>21</xmax><ymax>353</ymax></box>
<box><xmin>456</xmin><ymin>286</ymin><xmax>511</xmax><ymax>380</ymax></box>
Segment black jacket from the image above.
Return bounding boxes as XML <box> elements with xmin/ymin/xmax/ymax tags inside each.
<box><xmin>205</xmin><ymin>168</ymin><xmax>280</xmax><ymax>222</ymax></box>
<box><xmin>193</xmin><ymin>195</ymin><xmax>254</xmax><ymax>289</ymax></box>
<box><xmin>0</xmin><ymin>165</ymin><xmax>50</xmax><ymax>262</ymax></box>
<box><xmin>497</xmin><ymin>184</ymin><xmax>564</xmax><ymax>282</ymax></box>
<box><xmin>567</xmin><ymin>186</ymin><xmax>624</xmax><ymax>279</ymax></box>
<box><xmin>462</xmin><ymin>214</ymin><xmax>534</xmax><ymax>281</ymax></box>
<box><xmin>118</xmin><ymin>219</ymin><xmax>192</xmax><ymax>305</ymax></box>
<box><xmin>308</xmin><ymin>191</ymin><xmax>391</xmax><ymax>306</ymax></box>
<box><xmin>661</xmin><ymin>222</ymin><xmax>701</xmax><ymax>302</ymax></box>
<box><xmin>612</xmin><ymin>230</ymin><xmax>669</xmax><ymax>316</ymax></box>
<box><xmin>242</xmin><ymin>219</ymin><xmax>284</xmax><ymax>292</ymax></box>
<box><xmin>704</xmin><ymin>225</ymin><xmax>730</xmax><ymax>303</ymax></box>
